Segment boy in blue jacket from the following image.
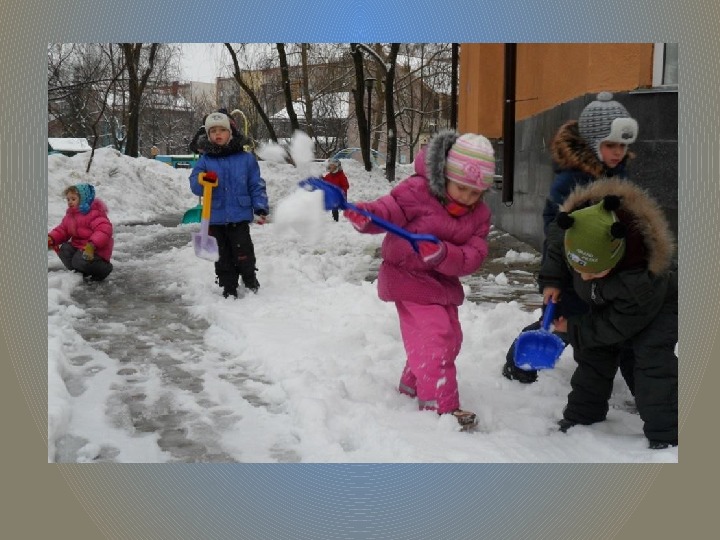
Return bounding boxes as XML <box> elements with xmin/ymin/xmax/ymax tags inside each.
<box><xmin>189</xmin><ymin>111</ymin><xmax>269</xmax><ymax>298</ymax></box>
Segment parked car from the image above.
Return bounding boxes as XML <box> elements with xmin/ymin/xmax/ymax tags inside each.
<box><xmin>48</xmin><ymin>137</ymin><xmax>91</xmax><ymax>157</ymax></box>
<box><xmin>331</xmin><ymin>148</ymin><xmax>386</xmax><ymax>168</ymax></box>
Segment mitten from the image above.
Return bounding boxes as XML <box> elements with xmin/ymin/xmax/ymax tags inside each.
<box><xmin>47</xmin><ymin>235</ymin><xmax>54</xmax><ymax>250</ymax></box>
<box><xmin>418</xmin><ymin>240</ymin><xmax>446</xmax><ymax>264</ymax></box>
<box><xmin>203</xmin><ymin>171</ymin><xmax>218</xmax><ymax>185</ymax></box>
<box><xmin>82</xmin><ymin>242</ymin><xmax>95</xmax><ymax>262</ymax></box>
<box><xmin>343</xmin><ymin>208</ymin><xmax>370</xmax><ymax>231</ymax></box>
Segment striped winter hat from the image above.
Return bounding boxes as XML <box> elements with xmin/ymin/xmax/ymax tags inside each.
<box><xmin>444</xmin><ymin>133</ymin><xmax>495</xmax><ymax>190</ymax></box>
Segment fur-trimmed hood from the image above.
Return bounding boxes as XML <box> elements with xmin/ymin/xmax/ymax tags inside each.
<box><xmin>202</xmin><ymin>131</ymin><xmax>249</xmax><ymax>157</ymax></box>
<box><xmin>560</xmin><ymin>178</ymin><xmax>675</xmax><ymax>275</ymax></box>
<box><xmin>551</xmin><ymin>120</ymin><xmax>632</xmax><ymax>178</ymax></box>
<box><xmin>419</xmin><ymin>129</ymin><xmax>459</xmax><ymax>202</ymax></box>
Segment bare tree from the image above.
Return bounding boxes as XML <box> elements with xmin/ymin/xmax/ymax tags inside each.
<box><xmin>48</xmin><ymin>44</ymin><xmax>115</xmax><ymax>140</ymax></box>
<box><xmin>383</xmin><ymin>44</ymin><xmax>400</xmax><ymax>183</ymax></box>
<box><xmin>299</xmin><ymin>43</ymin><xmax>315</xmax><ymax>138</ymax></box>
<box><xmin>354</xmin><ymin>43</ymin><xmax>401</xmax><ymax>182</ymax></box>
<box><xmin>349</xmin><ymin>43</ymin><xmax>371</xmax><ymax>171</ymax></box>
<box><xmin>121</xmin><ymin>43</ymin><xmax>159</xmax><ymax>157</ymax></box>
<box><xmin>276</xmin><ymin>43</ymin><xmax>301</xmax><ymax>133</ymax></box>
<box><xmin>224</xmin><ymin>43</ymin><xmax>279</xmax><ymax>142</ymax></box>
<box><xmin>276</xmin><ymin>43</ymin><xmax>353</xmax><ymax>156</ymax></box>
<box><xmin>394</xmin><ymin>44</ymin><xmax>453</xmax><ymax>162</ymax></box>
<box><xmin>85</xmin><ymin>45</ymin><xmax>126</xmax><ymax>172</ymax></box>
<box><xmin>48</xmin><ymin>43</ymin><xmax>127</xmax><ymax>170</ymax></box>
<box><xmin>49</xmin><ymin>42</ymin><xmax>452</xmax><ymax>168</ymax></box>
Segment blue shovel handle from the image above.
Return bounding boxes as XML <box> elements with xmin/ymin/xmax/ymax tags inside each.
<box><xmin>344</xmin><ymin>201</ymin><xmax>439</xmax><ymax>252</ymax></box>
<box><xmin>541</xmin><ymin>300</ymin><xmax>556</xmax><ymax>331</ymax></box>
<box><xmin>299</xmin><ymin>177</ymin><xmax>439</xmax><ymax>252</ymax></box>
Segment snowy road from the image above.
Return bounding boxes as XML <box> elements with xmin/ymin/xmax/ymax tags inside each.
<box><xmin>50</xmin><ymin>217</ymin><xmax>541</xmax><ymax>463</ymax></box>
<box><xmin>49</xmin><ymin>151</ymin><xmax>673</xmax><ymax>463</ymax></box>
<box><xmin>52</xmin><ymin>217</ymin><xmax>301</xmax><ymax>462</ymax></box>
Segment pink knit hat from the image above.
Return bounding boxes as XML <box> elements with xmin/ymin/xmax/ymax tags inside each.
<box><xmin>444</xmin><ymin>133</ymin><xmax>495</xmax><ymax>190</ymax></box>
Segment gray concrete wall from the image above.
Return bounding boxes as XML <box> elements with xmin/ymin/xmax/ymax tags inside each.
<box><xmin>486</xmin><ymin>90</ymin><xmax>678</xmax><ymax>252</ymax></box>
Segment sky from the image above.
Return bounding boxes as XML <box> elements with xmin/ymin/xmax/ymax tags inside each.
<box><xmin>179</xmin><ymin>43</ymin><xmax>227</xmax><ymax>83</ymax></box>
<box><xmin>47</xmin><ymin>137</ymin><xmax>677</xmax><ymax>463</ymax></box>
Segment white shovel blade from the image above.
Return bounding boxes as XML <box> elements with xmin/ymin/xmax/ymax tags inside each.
<box><xmin>193</xmin><ymin>233</ymin><xmax>219</xmax><ymax>262</ymax></box>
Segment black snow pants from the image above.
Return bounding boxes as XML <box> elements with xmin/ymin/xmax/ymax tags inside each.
<box><xmin>563</xmin><ymin>308</ymin><xmax>678</xmax><ymax>444</ymax></box>
<box><xmin>57</xmin><ymin>242</ymin><xmax>113</xmax><ymax>281</ymax></box>
<box><xmin>209</xmin><ymin>222</ymin><xmax>257</xmax><ymax>291</ymax></box>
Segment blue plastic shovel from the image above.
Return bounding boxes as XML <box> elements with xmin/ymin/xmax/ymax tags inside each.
<box><xmin>298</xmin><ymin>177</ymin><xmax>439</xmax><ymax>252</ymax></box>
<box><xmin>513</xmin><ymin>300</ymin><xmax>566</xmax><ymax>371</ymax></box>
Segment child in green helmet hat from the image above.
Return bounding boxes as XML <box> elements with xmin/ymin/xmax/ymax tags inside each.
<box><xmin>538</xmin><ymin>178</ymin><xmax>677</xmax><ymax>450</ymax></box>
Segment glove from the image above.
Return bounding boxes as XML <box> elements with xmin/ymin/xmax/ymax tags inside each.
<box><xmin>343</xmin><ymin>208</ymin><xmax>371</xmax><ymax>231</ymax></box>
<box><xmin>82</xmin><ymin>242</ymin><xmax>95</xmax><ymax>262</ymax></box>
<box><xmin>418</xmin><ymin>240</ymin><xmax>446</xmax><ymax>264</ymax></box>
<box><xmin>47</xmin><ymin>235</ymin><xmax>54</xmax><ymax>250</ymax></box>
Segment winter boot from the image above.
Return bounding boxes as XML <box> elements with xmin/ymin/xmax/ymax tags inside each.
<box><xmin>502</xmin><ymin>360</ymin><xmax>538</xmax><ymax>384</ymax></box>
<box><xmin>243</xmin><ymin>276</ymin><xmax>260</xmax><ymax>294</ymax></box>
<box><xmin>557</xmin><ymin>418</ymin><xmax>578</xmax><ymax>433</ymax></box>
<box><xmin>648</xmin><ymin>440</ymin><xmax>678</xmax><ymax>450</ymax></box>
<box><xmin>450</xmin><ymin>409</ymin><xmax>478</xmax><ymax>430</ymax></box>
<box><xmin>223</xmin><ymin>287</ymin><xmax>238</xmax><ymax>299</ymax></box>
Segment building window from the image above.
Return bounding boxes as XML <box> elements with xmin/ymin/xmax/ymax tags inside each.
<box><xmin>653</xmin><ymin>43</ymin><xmax>678</xmax><ymax>87</ymax></box>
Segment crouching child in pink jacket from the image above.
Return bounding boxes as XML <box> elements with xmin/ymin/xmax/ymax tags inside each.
<box><xmin>344</xmin><ymin>131</ymin><xmax>494</xmax><ymax>429</ymax></box>
<box><xmin>48</xmin><ymin>183</ymin><xmax>114</xmax><ymax>282</ymax></box>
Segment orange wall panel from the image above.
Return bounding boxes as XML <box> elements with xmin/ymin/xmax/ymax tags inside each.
<box><xmin>459</xmin><ymin>43</ymin><xmax>655</xmax><ymax>135</ymax></box>
<box><xmin>458</xmin><ymin>44</ymin><xmax>504</xmax><ymax>138</ymax></box>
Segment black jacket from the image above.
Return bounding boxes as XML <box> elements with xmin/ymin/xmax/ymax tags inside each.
<box><xmin>539</xmin><ymin>178</ymin><xmax>676</xmax><ymax>350</ymax></box>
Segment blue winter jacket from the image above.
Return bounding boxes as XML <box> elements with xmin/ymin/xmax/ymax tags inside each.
<box><xmin>189</xmin><ymin>148</ymin><xmax>269</xmax><ymax>225</ymax></box>
<box><xmin>542</xmin><ymin>162</ymin><xmax>627</xmax><ymax>234</ymax></box>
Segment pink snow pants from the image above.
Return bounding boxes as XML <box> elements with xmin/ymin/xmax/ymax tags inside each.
<box><xmin>395</xmin><ymin>301</ymin><xmax>463</xmax><ymax>414</ymax></box>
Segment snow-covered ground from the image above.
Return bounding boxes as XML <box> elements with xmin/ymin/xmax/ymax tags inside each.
<box><xmin>47</xmin><ymin>140</ymin><xmax>677</xmax><ymax>463</ymax></box>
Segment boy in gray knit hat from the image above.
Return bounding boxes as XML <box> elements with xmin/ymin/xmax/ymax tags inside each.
<box><xmin>578</xmin><ymin>91</ymin><xmax>638</xmax><ymax>162</ymax></box>
<box><xmin>501</xmin><ymin>92</ymin><xmax>639</xmax><ymax>387</ymax></box>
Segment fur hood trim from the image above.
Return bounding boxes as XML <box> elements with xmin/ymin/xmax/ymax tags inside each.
<box><xmin>551</xmin><ymin>120</ymin><xmax>633</xmax><ymax>177</ymax></box>
<box><xmin>425</xmin><ymin>129</ymin><xmax>459</xmax><ymax>201</ymax></box>
<box><xmin>560</xmin><ymin>178</ymin><xmax>675</xmax><ymax>274</ymax></box>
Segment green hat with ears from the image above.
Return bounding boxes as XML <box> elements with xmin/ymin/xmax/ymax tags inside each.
<box><xmin>558</xmin><ymin>195</ymin><xmax>627</xmax><ymax>274</ymax></box>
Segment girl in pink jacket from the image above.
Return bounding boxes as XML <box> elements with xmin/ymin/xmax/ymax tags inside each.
<box><xmin>48</xmin><ymin>183</ymin><xmax>114</xmax><ymax>282</ymax></box>
<box><xmin>344</xmin><ymin>131</ymin><xmax>494</xmax><ymax>429</ymax></box>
